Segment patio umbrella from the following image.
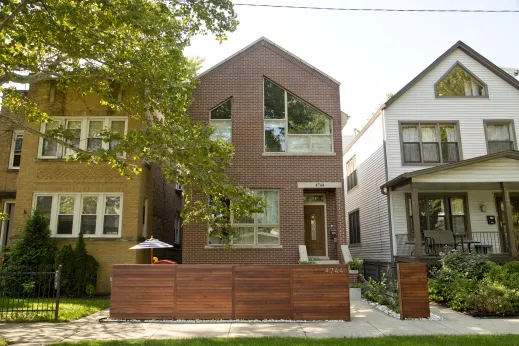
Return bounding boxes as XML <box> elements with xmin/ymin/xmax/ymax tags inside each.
<box><xmin>129</xmin><ymin>236</ymin><xmax>173</xmax><ymax>263</ymax></box>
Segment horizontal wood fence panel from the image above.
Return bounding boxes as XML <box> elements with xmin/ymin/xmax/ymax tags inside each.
<box><xmin>110</xmin><ymin>264</ymin><xmax>350</xmax><ymax>321</ymax></box>
<box><xmin>397</xmin><ymin>263</ymin><xmax>430</xmax><ymax>320</ymax></box>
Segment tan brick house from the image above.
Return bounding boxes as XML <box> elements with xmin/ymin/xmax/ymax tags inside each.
<box><xmin>0</xmin><ymin>84</ymin><xmax>183</xmax><ymax>293</ymax></box>
<box><xmin>184</xmin><ymin>37</ymin><xmax>348</xmax><ymax>264</ymax></box>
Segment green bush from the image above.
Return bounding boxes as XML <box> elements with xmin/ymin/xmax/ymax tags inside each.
<box><xmin>54</xmin><ymin>233</ymin><xmax>99</xmax><ymax>297</ymax></box>
<box><xmin>429</xmin><ymin>250</ymin><xmax>519</xmax><ymax>315</ymax></box>
<box><xmin>347</xmin><ymin>258</ymin><xmax>363</xmax><ymax>271</ymax></box>
<box><xmin>5</xmin><ymin>212</ymin><xmax>56</xmax><ymax>271</ymax></box>
<box><xmin>361</xmin><ymin>274</ymin><xmax>399</xmax><ymax>313</ymax></box>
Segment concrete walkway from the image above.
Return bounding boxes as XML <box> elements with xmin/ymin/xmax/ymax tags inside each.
<box><xmin>1</xmin><ymin>301</ymin><xmax>519</xmax><ymax>345</ymax></box>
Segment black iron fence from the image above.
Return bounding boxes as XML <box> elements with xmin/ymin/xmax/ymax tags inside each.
<box><xmin>0</xmin><ymin>265</ymin><xmax>61</xmax><ymax>321</ymax></box>
<box><xmin>362</xmin><ymin>261</ymin><xmax>397</xmax><ymax>282</ymax></box>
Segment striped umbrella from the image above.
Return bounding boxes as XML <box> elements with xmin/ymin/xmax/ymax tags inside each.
<box><xmin>129</xmin><ymin>236</ymin><xmax>173</xmax><ymax>263</ymax></box>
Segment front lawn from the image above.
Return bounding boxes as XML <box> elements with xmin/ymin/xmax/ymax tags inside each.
<box><xmin>0</xmin><ymin>298</ymin><xmax>110</xmax><ymax>323</ymax></box>
<box><xmin>52</xmin><ymin>335</ymin><xmax>519</xmax><ymax>346</ymax></box>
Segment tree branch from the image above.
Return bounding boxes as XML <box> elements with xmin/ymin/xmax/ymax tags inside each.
<box><xmin>0</xmin><ymin>0</ymin><xmax>37</xmax><ymax>32</ymax></box>
<box><xmin>0</xmin><ymin>71</ymin><xmax>55</xmax><ymax>85</ymax></box>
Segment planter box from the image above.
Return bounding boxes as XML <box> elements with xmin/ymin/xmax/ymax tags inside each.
<box><xmin>350</xmin><ymin>287</ymin><xmax>362</xmax><ymax>301</ymax></box>
<box><xmin>349</xmin><ymin>270</ymin><xmax>358</xmax><ymax>283</ymax></box>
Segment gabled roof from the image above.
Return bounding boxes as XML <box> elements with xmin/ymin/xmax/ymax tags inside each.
<box><xmin>382</xmin><ymin>150</ymin><xmax>519</xmax><ymax>189</ymax></box>
<box><xmin>384</xmin><ymin>40</ymin><xmax>519</xmax><ymax>108</ymax></box>
<box><xmin>196</xmin><ymin>37</ymin><xmax>341</xmax><ymax>85</ymax></box>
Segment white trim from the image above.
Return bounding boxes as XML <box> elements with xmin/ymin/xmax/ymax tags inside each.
<box><xmin>263</xmin><ymin>152</ymin><xmax>336</xmax><ymax>157</ymax></box>
<box><xmin>197</xmin><ymin>37</ymin><xmax>341</xmax><ymax>85</ymax></box>
<box><xmin>8</xmin><ymin>130</ymin><xmax>24</xmax><ymax>169</ymax></box>
<box><xmin>37</xmin><ymin>117</ymin><xmax>128</xmax><ymax>159</ymax></box>
<box><xmin>32</xmin><ymin>192</ymin><xmax>123</xmax><ymax>238</ymax></box>
<box><xmin>0</xmin><ymin>201</ymin><xmax>15</xmax><ymax>257</ymax></box>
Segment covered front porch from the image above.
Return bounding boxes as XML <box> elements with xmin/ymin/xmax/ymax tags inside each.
<box><xmin>383</xmin><ymin>151</ymin><xmax>519</xmax><ymax>262</ymax></box>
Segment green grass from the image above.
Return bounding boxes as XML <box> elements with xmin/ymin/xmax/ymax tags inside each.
<box><xmin>0</xmin><ymin>298</ymin><xmax>109</xmax><ymax>323</ymax></box>
<box><xmin>51</xmin><ymin>335</ymin><xmax>519</xmax><ymax>346</ymax></box>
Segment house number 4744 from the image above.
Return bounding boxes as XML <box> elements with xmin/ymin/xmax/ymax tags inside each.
<box><xmin>325</xmin><ymin>268</ymin><xmax>344</xmax><ymax>274</ymax></box>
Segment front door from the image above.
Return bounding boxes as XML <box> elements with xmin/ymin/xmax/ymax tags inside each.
<box><xmin>496</xmin><ymin>196</ymin><xmax>519</xmax><ymax>253</ymax></box>
<box><xmin>304</xmin><ymin>205</ymin><xmax>326</xmax><ymax>257</ymax></box>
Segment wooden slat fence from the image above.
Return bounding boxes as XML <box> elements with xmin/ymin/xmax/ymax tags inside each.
<box><xmin>111</xmin><ymin>264</ymin><xmax>350</xmax><ymax>321</ymax></box>
<box><xmin>397</xmin><ymin>263</ymin><xmax>430</xmax><ymax>319</ymax></box>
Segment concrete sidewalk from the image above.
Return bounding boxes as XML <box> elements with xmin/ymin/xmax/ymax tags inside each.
<box><xmin>1</xmin><ymin>300</ymin><xmax>519</xmax><ymax>345</ymax></box>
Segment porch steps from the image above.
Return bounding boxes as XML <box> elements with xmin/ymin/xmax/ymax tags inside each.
<box><xmin>309</xmin><ymin>257</ymin><xmax>340</xmax><ymax>265</ymax></box>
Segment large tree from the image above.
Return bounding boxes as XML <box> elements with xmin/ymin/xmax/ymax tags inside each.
<box><xmin>0</xmin><ymin>0</ymin><xmax>264</xmax><ymax>244</ymax></box>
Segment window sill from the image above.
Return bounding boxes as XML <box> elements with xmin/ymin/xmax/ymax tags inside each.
<box><xmin>205</xmin><ymin>245</ymin><xmax>283</xmax><ymax>249</ymax></box>
<box><xmin>348</xmin><ymin>243</ymin><xmax>361</xmax><ymax>248</ymax></box>
<box><xmin>262</xmin><ymin>152</ymin><xmax>336</xmax><ymax>157</ymax></box>
<box><xmin>5</xmin><ymin>168</ymin><xmax>20</xmax><ymax>172</ymax></box>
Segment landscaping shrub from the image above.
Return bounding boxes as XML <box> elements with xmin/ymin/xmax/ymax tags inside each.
<box><xmin>55</xmin><ymin>233</ymin><xmax>99</xmax><ymax>297</ymax></box>
<box><xmin>361</xmin><ymin>274</ymin><xmax>399</xmax><ymax>313</ymax></box>
<box><xmin>429</xmin><ymin>250</ymin><xmax>519</xmax><ymax>315</ymax></box>
<box><xmin>347</xmin><ymin>258</ymin><xmax>363</xmax><ymax>271</ymax></box>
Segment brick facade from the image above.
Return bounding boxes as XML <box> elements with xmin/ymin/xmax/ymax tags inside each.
<box><xmin>0</xmin><ymin>82</ymin><xmax>181</xmax><ymax>293</ymax></box>
<box><xmin>183</xmin><ymin>39</ymin><xmax>346</xmax><ymax>264</ymax></box>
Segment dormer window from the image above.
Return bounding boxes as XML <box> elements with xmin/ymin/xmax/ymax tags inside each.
<box><xmin>435</xmin><ymin>62</ymin><xmax>487</xmax><ymax>97</ymax></box>
<box><xmin>264</xmin><ymin>79</ymin><xmax>333</xmax><ymax>154</ymax></box>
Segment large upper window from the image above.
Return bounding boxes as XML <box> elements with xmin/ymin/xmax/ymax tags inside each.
<box><xmin>210</xmin><ymin>99</ymin><xmax>232</xmax><ymax>143</ymax></box>
<box><xmin>9</xmin><ymin>130</ymin><xmax>23</xmax><ymax>169</ymax></box>
<box><xmin>208</xmin><ymin>190</ymin><xmax>280</xmax><ymax>246</ymax></box>
<box><xmin>264</xmin><ymin>79</ymin><xmax>332</xmax><ymax>154</ymax></box>
<box><xmin>401</xmin><ymin>123</ymin><xmax>460</xmax><ymax>164</ymax></box>
<box><xmin>406</xmin><ymin>194</ymin><xmax>468</xmax><ymax>240</ymax></box>
<box><xmin>349</xmin><ymin>210</ymin><xmax>360</xmax><ymax>244</ymax></box>
<box><xmin>39</xmin><ymin>117</ymin><xmax>127</xmax><ymax>159</ymax></box>
<box><xmin>485</xmin><ymin>121</ymin><xmax>516</xmax><ymax>154</ymax></box>
<box><xmin>33</xmin><ymin>193</ymin><xmax>122</xmax><ymax>238</ymax></box>
<box><xmin>435</xmin><ymin>63</ymin><xmax>487</xmax><ymax>97</ymax></box>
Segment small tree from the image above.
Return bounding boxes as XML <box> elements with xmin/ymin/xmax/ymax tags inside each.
<box><xmin>5</xmin><ymin>212</ymin><xmax>56</xmax><ymax>271</ymax></box>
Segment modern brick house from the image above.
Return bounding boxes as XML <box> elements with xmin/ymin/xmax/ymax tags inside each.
<box><xmin>184</xmin><ymin>37</ymin><xmax>348</xmax><ymax>264</ymax></box>
<box><xmin>0</xmin><ymin>83</ymin><xmax>183</xmax><ymax>293</ymax></box>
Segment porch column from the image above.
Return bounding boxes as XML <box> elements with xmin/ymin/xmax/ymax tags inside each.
<box><xmin>500</xmin><ymin>182</ymin><xmax>518</xmax><ymax>257</ymax></box>
<box><xmin>411</xmin><ymin>186</ymin><xmax>422</xmax><ymax>257</ymax></box>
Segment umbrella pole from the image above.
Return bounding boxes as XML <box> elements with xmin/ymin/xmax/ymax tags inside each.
<box><xmin>150</xmin><ymin>248</ymin><xmax>154</xmax><ymax>264</ymax></box>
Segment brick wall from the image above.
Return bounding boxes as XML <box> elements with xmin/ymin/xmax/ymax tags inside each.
<box><xmin>183</xmin><ymin>39</ymin><xmax>346</xmax><ymax>264</ymax></box>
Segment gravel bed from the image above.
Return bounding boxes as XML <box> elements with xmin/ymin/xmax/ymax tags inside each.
<box><xmin>363</xmin><ymin>299</ymin><xmax>444</xmax><ymax>321</ymax></box>
<box><xmin>101</xmin><ymin>318</ymin><xmax>346</xmax><ymax>324</ymax></box>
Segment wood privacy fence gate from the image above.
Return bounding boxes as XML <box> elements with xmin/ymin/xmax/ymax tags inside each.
<box><xmin>111</xmin><ymin>264</ymin><xmax>350</xmax><ymax>321</ymax></box>
<box><xmin>397</xmin><ymin>263</ymin><xmax>430</xmax><ymax>319</ymax></box>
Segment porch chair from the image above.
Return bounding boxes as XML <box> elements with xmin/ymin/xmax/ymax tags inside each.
<box><xmin>423</xmin><ymin>230</ymin><xmax>462</xmax><ymax>255</ymax></box>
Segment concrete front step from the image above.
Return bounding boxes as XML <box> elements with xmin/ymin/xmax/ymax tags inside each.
<box><xmin>313</xmin><ymin>260</ymin><xmax>340</xmax><ymax>264</ymax></box>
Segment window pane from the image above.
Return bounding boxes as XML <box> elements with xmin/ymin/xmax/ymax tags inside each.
<box><xmin>428</xmin><ymin>199</ymin><xmax>446</xmax><ymax>230</ymax></box>
<box><xmin>103</xmin><ymin>215</ymin><xmax>119</xmax><ymax>235</ymax></box>
<box><xmin>287</xmin><ymin>94</ymin><xmax>331</xmax><ymax>135</ymax></box>
<box><xmin>81</xmin><ymin>215</ymin><xmax>97</xmax><ymax>235</ymax></box>
<box><xmin>236</xmin><ymin>214</ymin><xmax>254</xmax><ymax>224</ymax></box>
<box><xmin>42</xmin><ymin>121</ymin><xmax>60</xmax><ymax>156</ymax></box>
<box><xmin>12</xmin><ymin>154</ymin><xmax>21</xmax><ymax>168</ymax></box>
<box><xmin>422</xmin><ymin>143</ymin><xmax>440</xmax><ymax>162</ymax></box>
<box><xmin>57</xmin><ymin>215</ymin><xmax>74</xmax><ymax>234</ymax></box>
<box><xmin>109</xmin><ymin>121</ymin><xmax>125</xmax><ymax>151</ymax></box>
<box><xmin>421</xmin><ymin>125</ymin><xmax>437</xmax><ymax>142</ymax></box>
<box><xmin>311</xmin><ymin>135</ymin><xmax>332</xmax><ymax>153</ymax></box>
<box><xmin>264</xmin><ymin>80</ymin><xmax>285</xmax><ymax>120</ymax></box>
<box><xmin>82</xmin><ymin>196</ymin><xmax>98</xmax><ymax>214</ymax></box>
<box><xmin>59</xmin><ymin>196</ymin><xmax>75</xmax><ymax>214</ymax></box>
<box><xmin>487</xmin><ymin>124</ymin><xmax>510</xmax><ymax>141</ymax></box>
<box><xmin>452</xmin><ymin>216</ymin><xmax>466</xmax><ymax>236</ymax></box>
<box><xmin>402</xmin><ymin>125</ymin><xmax>419</xmax><ymax>142</ymax></box>
<box><xmin>450</xmin><ymin>198</ymin><xmax>465</xmax><ymax>215</ymax></box>
<box><xmin>14</xmin><ymin>135</ymin><xmax>23</xmax><ymax>152</ymax></box>
<box><xmin>440</xmin><ymin>125</ymin><xmax>457</xmax><ymax>142</ymax></box>
<box><xmin>210</xmin><ymin>100</ymin><xmax>231</xmax><ymax>119</ymax></box>
<box><xmin>403</xmin><ymin>143</ymin><xmax>421</xmax><ymax>162</ymax></box>
<box><xmin>441</xmin><ymin>142</ymin><xmax>459</xmax><ymax>162</ymax></box>
<box><xmin>65</xmin><ymin>120</ymin><xmax>82</xmax><ymax>155</ymax></box>
<box><xmin>233</xmin><ymin>227</ymin><xmax>255</xmax><ymax>244</ymax></box>
<box><xmin>436</xmin><ymin>65</ymin><xmax>486</xmax><ymax>96</ymax></box>
<box><xmin>88</xmin><ymin>121</ymin><xmax>104</xmax><ymax>151</ymax></box>
<box><xmin>210</xmin><ymin>121</ymin><xmax>232</xmax><ymax>143</ymax></box>
<box><xmin>257</xmin><ymin>191</ymin><xmax>279</xmax><ymax>224</ymax></box>
<box><xmin>36</xmin><ymin>196</ymin><xmax>53</xmax><ymax>222</ymax></box>
<box><xmin>264</xmin><ymin>120</ymin><xmax>286</xmax><ymax>152</ymax></box>
<box><xmin>488</xmin><ymin>141</ymin><xmax>513</xmax><ymax>154</ymax></box>
<box><xmin>258</xmin><ymin>227</ymin><xmax>280</xmax><ymax>244</ymax></box>
<box><xmin>304</xmin><ymin>195</ymin><xmax>324</xmax><ymax>203</ymax></box>
<box><xmin>105</xmin><ymin>196</ymin><xmax>121</xmax><ymax>215</ymax></box>
<box><xmin>287</xmin><ymin>135</ymin><xmax>310</xmax><ymax>153</ymax></box>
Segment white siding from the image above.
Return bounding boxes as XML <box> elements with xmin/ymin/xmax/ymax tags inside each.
<box><xmin>385</xmin><ymin>48</ymin><xmax>519</xmax><ymax>180</ymax></box>
<box><xmin>344</xmin><ymin>115</ymin><xmax>391</xmax><ymax>262</ymax></box>
<box><xmin>414</xmin><ymin>158</ymin><xmax>519</xmax><ymax>183</ymax></box>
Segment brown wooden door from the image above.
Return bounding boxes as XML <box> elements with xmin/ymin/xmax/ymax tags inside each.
<box><xmin>304</xmin><ymin>205</ymin><xmax>326</xmax><ymax>256</ymax></box>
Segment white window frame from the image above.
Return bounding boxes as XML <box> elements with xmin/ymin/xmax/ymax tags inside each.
<box><xmin>209</xmin><ymin>99</ymin><xmax>232</xmax><ymax>143</ymax></box>
<box><xmin>263</xmin><ymin>79</ymin><xmax>334</xmax><ymax>155</ymax></box>
<box><xmin>9</xmin><ymin>130</ymin><xmax>24</xmax><ymax>169</ymax></box>
<box><xmin>207</xmin><ymin>189</ymin><xmax>280</xmax><ymax>247</ymax></box>
<box><xmin>38</xmin><ymin>117</ymin><xmax>128</xmax><ymax>159</ymax></box>
<box><xmin>32</xmin><ymin>193</ymin><xmax>123</xmax><ymax>238</ymax></box>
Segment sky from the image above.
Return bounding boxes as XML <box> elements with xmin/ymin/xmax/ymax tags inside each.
<box><xmin>184</xmin><ymin>0</ymin><xmax>519</xmax><ymax>133</ymax></box>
